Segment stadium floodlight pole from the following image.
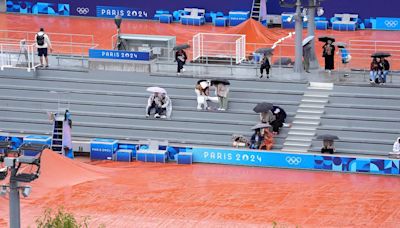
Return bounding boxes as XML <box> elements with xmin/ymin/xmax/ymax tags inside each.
<box><xmin>307</xmin><ymin>0</ymin><xmax>320</xmax><ymax>69</ymax></box>
<box><xmin>9</xmin><ymin>161</ymin><xmax>21</xmax><ymax>228</ymax></box>
<box><xmin>293</xmin><ymin>0</ymin><xmax>303</xmax><ymax>73</ymax></box>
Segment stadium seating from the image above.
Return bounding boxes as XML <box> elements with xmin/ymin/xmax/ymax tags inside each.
<box><xmin>0</xmin><ymin>71</ymin><xmax>306</xmax><ymax>150</ymax></box>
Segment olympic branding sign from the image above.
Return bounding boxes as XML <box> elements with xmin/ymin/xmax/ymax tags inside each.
<box><xmin>285</xmin><ymin>156</ymin><xmax>302</xmax><ymax>165</ymax></box>
<box><xmin>76</xmin><ymin>7</ymin><xmax>90</xmax><ymax>15</ymax></box>
<box><xmin>384</xmin><ymin>20</ymin><xmax>399</xmax><ymax>28</ymax></box>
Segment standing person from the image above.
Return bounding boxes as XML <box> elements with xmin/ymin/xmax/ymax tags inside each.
<box><xmin>381</xmin><ymin>57</ymin><xmax>390</xmax><ymax>85</ymax></box>
<box><xmin>175</xmin><ymin>49</ymin><xmax>187</xmax><ymax>75</ymax></box>
<box><xmin>35</xmin><ymin>28</ymin><xmax>52</xmax><ymax>67</ymax></box>
<box><xmin>303</xmin><ymin>42</ymin><xmax>312</xmax><ymax>73</ymax></box>
<box><xmin>322</xmin><ymin>40</ymin><xmax>335</xmax><ymax>72</ymax></box>
<box><xmin>215</xmin><ymin>83</ymin><xmax>229</xmax><ymax>111</ymax></box>
<box><xmin>259</xmin><ymin>54</ymin><xmax>271</xmax><ymax>79</ymax></box>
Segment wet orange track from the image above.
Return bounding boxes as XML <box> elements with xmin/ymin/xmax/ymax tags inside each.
<box><xmin>1</xmin><ymin>150</ymin><xmax>399</xmax><ymax>227</ymax></box>
<box><xmin>1</xmin><ymin>13</ymin><xmax>400</xmax><ymax>69</ymax></box>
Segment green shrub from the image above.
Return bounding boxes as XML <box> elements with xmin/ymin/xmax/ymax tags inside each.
<box><xmin>35</xmin><ymin>208</ymin><xmax>90</xmax><ymax>228</ymax></box>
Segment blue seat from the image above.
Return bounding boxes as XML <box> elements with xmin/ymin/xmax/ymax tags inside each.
<box><xmin>159</xmin><ymin>14</ymin><xmax>173</xmax><ymax>24</ymax></box>
<box><xmin>214</xmin><ymin>16</ymin><xmax>228</xmax><ymax>27</ymax></box>
<box><xmin>154</xmin><ymin>10</ymin><xmax>170</xmax><ymax>20</ymax></box>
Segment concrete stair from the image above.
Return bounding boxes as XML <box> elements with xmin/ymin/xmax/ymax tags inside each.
<box><xmin>282</xmin><ymin>82</ymin><xmax>333</xmax><ymax>153</ymax></box>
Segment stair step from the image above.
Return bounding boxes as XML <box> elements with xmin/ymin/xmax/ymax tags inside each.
<box><xmin>288</xmin><ymin>130</ymin><xmax>315</xmax><ymax>136</ymax></box>
<box><xmin>303</xmin><ymin>92</ymin><xmax>330</xmax><ymax>98</ymax></box>
<box><xmin>309</xmin><ymin>82</ymin><xmax>334</xmax><ymax>90</ymax></box>
<box><xmin>301</xmin><ymin>99</ymin><xmax>329</xmax><ymax>104</ymax></box>
<box><xmin>297</xmin><ymin>108</ymin><xmax>324</xmax><ymax>114</ymax></box>
<box><xmin>283</xmin><ymin>141</ymin><xmax>311</xmax><ymax>147</ymax></box>
<box><xmin>295</xmin><ymin>114</ymin><xmax>321</xmax><ymax>120</ymax></box>
<box><xmin>290</xmin><ymin>125</ymin><xmax>318</xmax><ymax>131</ymax></box>
<box><xmin>285</xmin><ymin>135</ymin><xmax>314</xmax><ymax>142</ymax></box>
<box><xmin>292</xmin><ymin>120</ymin><xmax>320</xmax><ymax>125</ymax></box>
<box><xmin>282</xmin><ymin>146</ymin><xmax>309</xmax><ymax>153</ymax></box>
<box><xmin>299</xmin><ymin>103</ymin><xmax>325</xmax><ymax>109</ymax></box>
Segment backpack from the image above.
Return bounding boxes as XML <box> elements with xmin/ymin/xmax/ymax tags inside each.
<box><xmin>36</xmin><ymin>33</ymin><xmax>45</xmax><ymax>46</ymax></box>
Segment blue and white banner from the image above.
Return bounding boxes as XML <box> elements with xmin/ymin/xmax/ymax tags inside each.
<box><xmin>190</xmin><ymin>148</ymin><xmax>314</xmax><ymax>169</ymax></box>
<box><xmin>96</xmin><ymin>6</ymin><xmax>149</xmax><ymax>19</ymax></box>
<box><xmin>375</xmin><ymin>17</ymin><xmax>400</xmax><ymax>31</ymax></box>
<box><xmin>89</xmin><ymin>49</ymin><xmax>150</xmax><ymax>61</ymax></box>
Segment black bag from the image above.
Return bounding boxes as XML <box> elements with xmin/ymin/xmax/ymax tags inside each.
<box><xmin>36</xmin><ymin>34</ymin><xmax>45</xmax><ymax>46</ymax></box>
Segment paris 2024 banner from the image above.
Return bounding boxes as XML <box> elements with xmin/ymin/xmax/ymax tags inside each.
<box><xmin>6</xmin><ymin>0</ymin><xmax>253</xmax><ymax>18</ymax></box>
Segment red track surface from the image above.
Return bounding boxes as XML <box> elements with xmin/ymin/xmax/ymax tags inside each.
<box><xmin>1</xmin><ymin>150</ymin><xmax>400</xmax><ymax>227</ymax></box>
<box><xmin>1</xmin><ymin>13</ymin><xmax>400</xmax><ymax>69</ymax></box>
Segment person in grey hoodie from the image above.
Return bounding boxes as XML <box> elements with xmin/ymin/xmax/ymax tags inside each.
<box><xmin>215</xmin><ymin>83</ymin><xmax>229</xmax><ymax>111</ymax></box>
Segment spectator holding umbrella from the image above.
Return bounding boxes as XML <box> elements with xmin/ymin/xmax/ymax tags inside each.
<box><xmin>302</xmin><ymin>36</ymin><xmax>314</xmax><ymax>73</ymax></box>
<box><xmin>319</xmin><ymin>36</ymin><xmax>336</xmax><ymax>72</ymax></box>
<box><xmin>317</xmin><ymin>134</ymin><xmax>339</xmax><ymax>154</ymax></box>
<box><xmin>146</xmin><ymin>87</ymin><xmax>171</xmax><ymax>118</ymax></box>
<box><xmin>253</xmin><ymin>102</ymin><xmax>276</xmax><ymax>124</ymax></box>
<box><xmin>255</xmin><ymin>48</ymin><xmax>273</xmax><ymax>79</ymax></box>
<box><xmin>174</xmin><ymin>44</ymin><xmax>189</xmax><ymax>75</ymax></box>
<box><xmin>371</xmin><ymin>52</ymin><xmax>391</xmax><ymax>84</ymax></box>
<box><xmin>250</xmin><ymin>123</ymin><xmax>270</xmax><ymax>150</ymax></box>
<box><xmin>381</xmin><ymin>57</ymin><xmax>390</xmax><ymax>85</ymax></box>
<box><xmin>211</xmin><ymin>79</ymin><xmax>230</xmax><ymax>111</ymax></box>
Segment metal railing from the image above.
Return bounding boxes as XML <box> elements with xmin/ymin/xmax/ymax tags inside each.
<box><xmin>0</xmin><ymin>43</ymin><xmax>36</xmax><ymax>72</ymax></box>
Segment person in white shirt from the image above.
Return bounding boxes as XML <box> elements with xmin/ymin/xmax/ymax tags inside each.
<box><xmin>35</xmin><ymin>28</ymin><xmax>53</xmax><ymax>67</ymax></box>
<box><xmin>393</xmin><ymin>137</ymin><xmax>400</xmax><ymax>154</ymax></box>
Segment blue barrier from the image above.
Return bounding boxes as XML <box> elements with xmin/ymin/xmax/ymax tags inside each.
<box><xmin>23</xmin><ymin>135</ymin><xmax>52</xmax><ymax>156</ymax></box>
<box><xmin>90</xmin><ymin>138</ymin><xmax>119</xmax><ymax>160</ymax></box>
<box><xmin>89</xmin><ymin>49</ymin><xmax>150</xmax><ymax>61</ymax></box>
<box><xmin>188</xmin><ymin>147</ymin><xmax>400</xmax><ymax>176</ymax></box>
<box><xmin>228</xmin><ymin>11</ymin><xmax>249</xmax><ymax>26</ymax></box>
<box><xmin>374</xmin><ymin>17</ymin><xmax>400</xmax><ymax>31</ymax></box>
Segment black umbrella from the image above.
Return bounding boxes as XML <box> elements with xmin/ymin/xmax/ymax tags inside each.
<box><xmin>318</xmin><ymin>36</ymin><xmax>335</xmax><ymax>43</ymax></box>
<box><xmin>210</xmin><ymin>79</ymin><xmax>230</xmax><ymax>86</ymax></box>
<box><xmin>253</xmin><ymin>102</ymin><xmax>274</xmax><ymax>113</ymax></box>
<box><xmin>255</xmin><ymin>48</ymin><xmax>274</xmax><ymax>55</ymax></box>
<box><xmin>371</xmin><ymin>52</ymin><xmax>391</xmax><ymax>58</ymax></box>
<box><xmin>333</xmin><ymin>42</ymin><xmax>347</xmax><ymax>48</ymax></box>
<box><xmin>173</xmin><ymin>44</ymin><xmax>190</xmax><ymax>51</ymax></box>
<box><xmin>317</xmin><ymin>134</ymin><xmax>339</xmax><ymax>141</ymax></box>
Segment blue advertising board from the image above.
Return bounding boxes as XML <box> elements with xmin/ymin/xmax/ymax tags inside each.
<box><xmin>89</xmin><ymin>49</ymin><xmax>150</xmax><ymax>61</ymax></box>
<box><xmin>90</xmin><ymin>138</ymin><xmax>119</xmax><ymax>160</ymax></box>
<box><xmin>189</xmin><ymin>147</ymin><xmax>400</xmax><ymax>176</ymax></box>
<box><xmin>374</xmin><ymin>17</ymin><xmax>400</xmax><ymax>31</ymax></box>
<box><xmin>6</xmin><ymin>0</ymin><xmax>253</xmax><ymax>18</ymax></box>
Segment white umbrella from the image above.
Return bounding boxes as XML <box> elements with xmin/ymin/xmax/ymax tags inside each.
<box><xmin>302</xmin><ymin>35</ymin><xmax>314</xmax><ymax>46</ymax></box>
<box><xmin>146</xmin><ymin>87</ymin><xmax>167</xmax><ymax>94</ymax></box>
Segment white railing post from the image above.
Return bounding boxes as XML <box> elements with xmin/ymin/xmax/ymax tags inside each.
<box><xmin>0</xmin><ymin>44</ymin><xmax>3</xmax><ymax>70</ymax></box>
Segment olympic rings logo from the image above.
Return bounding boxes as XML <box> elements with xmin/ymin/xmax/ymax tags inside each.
<box><xmin>76</xmin><ymin>7</ymin><xmax>90</xmax><ymax>15</ymax></box>
<box><xmin>285</xmin><ymin>156</ymin><xmax>302</xmax><ymax>165</ymax></box>
<box><xmin>384</xmin><ymin>20</ymin><xmax>398</xmax><ymax>28</ymax></box>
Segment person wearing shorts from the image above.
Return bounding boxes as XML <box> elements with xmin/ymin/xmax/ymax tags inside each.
<box><xmin>35</xmin><ymin>28</ymin><xmax>53</xmax><ymax>67</ymax></box>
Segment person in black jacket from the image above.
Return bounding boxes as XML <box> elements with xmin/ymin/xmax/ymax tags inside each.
<box><xmin>260</xmin><ymin>54</ymin><xmax>271</xmax><ymax>79</ymax></box>
<box><xmin>270</xmin><ymin>106</ymin><xmax>287</xmax><ymax>135</ymax></box>
<box><xmin>322</xmin><ymin>40</ymin><xmax>335</xmax><ymax>72</ymax></box>
<box><xmin>380</xmin><ymin>57</ymin><xmax>390</xmax><ymax>84</ymax></box>
<box><xmin>175</xmin><ymin>49</ymin><xmax>187</xmax><ymax>75</ymax></box>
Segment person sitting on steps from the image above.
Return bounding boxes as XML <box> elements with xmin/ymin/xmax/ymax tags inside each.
<box><xmin>260</xmin><ymin>54</ymin><xmax>271</xmax><ymax>79</ymax></box>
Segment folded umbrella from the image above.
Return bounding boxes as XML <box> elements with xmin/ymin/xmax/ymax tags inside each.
<box><xmin>316</xmin><ymin>134</ymin><xmax>339</xmax><ymax>141</ymax></box>
<box><xmin>210</xmin><ymin>79</ymin><xmax>230</xmax><ymax>86</ymax></box>
<box><xmin>253</xmin><ymin>102</ymin><xmax>274</xmax><ymax>113</ymax></box>
<box><xmin>302</xmin><ymin>35</ymin><xmax>315</xmax><ymax>46</ymax></box>
<box><xmin>173</xmin><ymin>44</ymin><xmax>190</xmax><ymax>51</ymax></box>
<box><xmin>146</xmin><ymin>86</ymin><xmax>167</xmax><ymax>94</ymax></box>
<box><xmin>318</xmin><ymin>36</ymin><xmax>335</xmax><ymax>43</ymax></box>
<box><xmin>251</xmin><ymin>123</ymin><xmax>271</xmax><ymax>130</ymax></box>
<box><xmin>371</xmin><ymin>52</ymin><xmax>391</xmax><ymax>58</ymax></box>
